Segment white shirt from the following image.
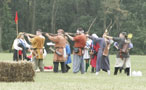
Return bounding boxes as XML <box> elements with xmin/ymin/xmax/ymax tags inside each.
<box><xmin>13</xmin><ymin>39</ymin><xmax>22</xmax><ymax>50</ymax></box>
<box><xmin>13</xmin><ymin>38</ymin><xmax>30</xmax><ymax>50</ymax></box>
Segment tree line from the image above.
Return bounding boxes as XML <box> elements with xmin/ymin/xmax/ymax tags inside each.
<box><xmin>0</xmin><ymin>0</ymin><xmax>146</xmax><ymax>54</ymax></box>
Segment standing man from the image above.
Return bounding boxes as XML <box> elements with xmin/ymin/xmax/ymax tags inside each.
<box><xmin>66</xmin><ymin>28</ymin><xmax>87</xmax><ymax>74</ymax></box>
<box><xmin>101</xmin><ymin>31</ymin><xmax>113</xmax><ymax>75</ymax></box>
<box><xmin>90</xmin><ymin>34</ymin><xmax>100</xmax><ymax>73</ymax></box>
<box><xmin>46</xmin><ymin>29</ymin><xmax>67</xmax><ymax>73</ymax></box>
<box><xmin>26</xmin><ymin>29</ymin><xmax>45</xmax><ymax>72</ymax></box>
<box><xmin>88</xmin><ymin>34</ymin><xmax>106</xmax><ymax>75</ymax></box>
<box><xmin>105</xmin><ymin>32</ymin><xmax>132</xmax><ymax>76</ymax></box>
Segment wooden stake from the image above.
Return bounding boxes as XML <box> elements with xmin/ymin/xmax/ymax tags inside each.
<box><xmin>16</xmin><ymin>22</ymin><xmax>18</xmax><ymax>35</ymax></box>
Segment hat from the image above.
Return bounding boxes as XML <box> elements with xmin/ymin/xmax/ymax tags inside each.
<box><xmin>121</xmin><ymin>32</ymin><xmax>127</xmax><ymax>37</ymax></box>
<box><xmin>92</xmin><ymin>34</ymin><xmax>98</xmax><ymax>38</ymax></box>
<box><xmin>76</xmin><ymin>28</ymin><xmax>84</xmax><ymax>34</ymax></box>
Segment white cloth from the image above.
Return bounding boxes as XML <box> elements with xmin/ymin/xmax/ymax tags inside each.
<box><xmin>87</xmin><ymin>39</ymin><xmax>92</xmax><ymax>46</ymax></box>
<box><xmin>83</xmin><ymin>49</ymin><xmax>90</xmax><ymax>59</ymax></box>
<box><xmin>115</xmin><ymin>58</ymin><xmax>131</xmax><ymax>68</ymax></box>
<box><xmin>63</xmin><ymin>48</ymin><xmax>67</xmax><ymax>58</ymax></box>
<box><xmin>92</xmin><ymin>34</ymin><xmax>98</xmax><ymax>38</ymax></box>
<box><xmin>46</xmin><ymin>42</ymin><xmax>55</xmax><ymax>46</ymax></box>
<box><xmin>83</xmin><ymin>39</ymin><xmax>92</xmax><ymax>59</ymax></box>
<box><xmin>13</xmin><ymin>39</ymin><xmax>22</xmax><ymax>50</ymax></box>
<box><xmin>43</xmin><ymin>49</ymin><xmax>47</xmax><ymax>58</ymax></box>
<box><xmin>13</xmin><ymin>38</ymin><xmax>30</xmax><ymax>50</ymax></box>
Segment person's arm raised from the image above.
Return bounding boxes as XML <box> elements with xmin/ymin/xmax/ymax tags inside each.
<box><xmin>26</xmin><ymin>34</ymin><xmax>31</xmax><ymax>42</ymax></box>
<box><xmin>104</xmin><ymin>35</ymin><xmax>113</xmax><ymax>40</ymax></box>
<box><xmin>65</xmin><ymin>33</ymin><xmax>74</xmax><ymax>41</ymax></box>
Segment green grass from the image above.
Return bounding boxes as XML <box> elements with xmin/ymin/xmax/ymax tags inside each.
<box><xmin>0</xmin><ymin>53</ymin><xmax>146</xmax><ymax>90</ymax></box>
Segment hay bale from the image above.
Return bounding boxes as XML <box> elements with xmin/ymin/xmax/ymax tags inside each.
<box><xmin>0</xmin><ymin>61</ymin><xmax>35</xmax><ymax>82</ymax></box>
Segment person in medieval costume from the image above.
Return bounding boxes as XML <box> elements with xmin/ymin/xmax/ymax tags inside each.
<box><xmin>88</xmin><ymin>34</ymin><xmax>106</xmax><ymax>75</ymax></box>
<box><xmin>26</xmin><ymin>29</ymin><xmax>45</xmax><ymax>72</ymax></box>
<box><xmin>46</xmin><ymin>29</ymin><xmax>67</xmax><ymax>73</ymax></box>
<box><xmin>105</xmin><ymin>32</ymin><xmax>132</xmax><ymax>76</ymax></box>
<box><xmin>83</xmin><ymin>37</ymin><xmax>92</xmax><ymax>72</ymax></box>
<box><xmin>12</xmin><ymin>33</ymin><xmax>30</xmax><ymax>61</ymax></box>
<box><xmin>113</xmin><ymin>41</ymin><xmax>133</xmax><ymax>74</ymax></box>
<box><xmin>90</xmin><ymin>34</ymin><xmax>100</xmax><ymax>73</ymax></box>
<box><xmin>66</xmin><ymin>28</ymin><xmax>87</xmax><ymax>74</ymax></box>
<box><xmin>65</xmin><ymin>42</ymin><xmax>72</xmax><ymax>72</ymax></box>
<box><xmin>101</xmin><ymin>31</ymin><xmax>113</xmax><ymax>75</ymax></box>
<box><xmin>13</xmin><ymin>33</ymin><xmax>23</xmax><ymax>61</ymax></box>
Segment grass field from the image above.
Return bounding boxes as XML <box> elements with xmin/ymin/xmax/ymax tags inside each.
<box><xmin>0</xmin><ymin>53</ymin><xmax>146</xmax><ymax>90</ymax></box>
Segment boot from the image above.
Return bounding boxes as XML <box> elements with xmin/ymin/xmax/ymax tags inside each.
<box><xmin>53</xmin><ymin>62</ymin><xmax>59</xmax><ymax>73</ymax></box>
<box><xmin>91</xmin><ymin>67</ymin><xmax>95</xmax><ymax>73</ymax></box>
<box><xmin>86</xmin><ymin>63</ymin><xmax>89</xmax><ymax>72</ymax></box>
<box><xmin>61</xmin><ymin>62</ymin><xmax>66</xmax><ymax>73</ymax></box>
<box><xmin>114</xmin><ymin>67</ymin><xmax>119</xmax><ymax>75</ymax></box>
<box><xmin>125</xmin><ymin>68</ymin><xmax>130</xmax><ymax>76</ymax></box>
<box><xmin>66</xmin><ymin>64</ymin><xmax>70</xmax><ymax>72</ymax></box>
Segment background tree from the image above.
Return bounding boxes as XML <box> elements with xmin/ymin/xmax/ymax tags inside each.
<box><xmin>0</xmin><ymin>0</ymin><xmax>146</xmax><ymax>54</ymax></box>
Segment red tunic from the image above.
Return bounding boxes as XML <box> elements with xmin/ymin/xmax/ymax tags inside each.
<box><xmin>90</xmin><ymin>43</ymin><xmax>100</xmax><ymax>68</ymax></box>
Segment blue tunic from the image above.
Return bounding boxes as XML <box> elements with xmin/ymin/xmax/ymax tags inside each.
<box><xmin>65</xmin><ymin>44</ymin><xmax>72</xmax><ymax>64</ymax></box>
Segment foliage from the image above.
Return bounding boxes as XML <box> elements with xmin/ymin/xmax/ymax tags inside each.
<box><xmin>0</xmin><ymin>0</ymin><xmax>146</xmax><ymax>54</ymax></box>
